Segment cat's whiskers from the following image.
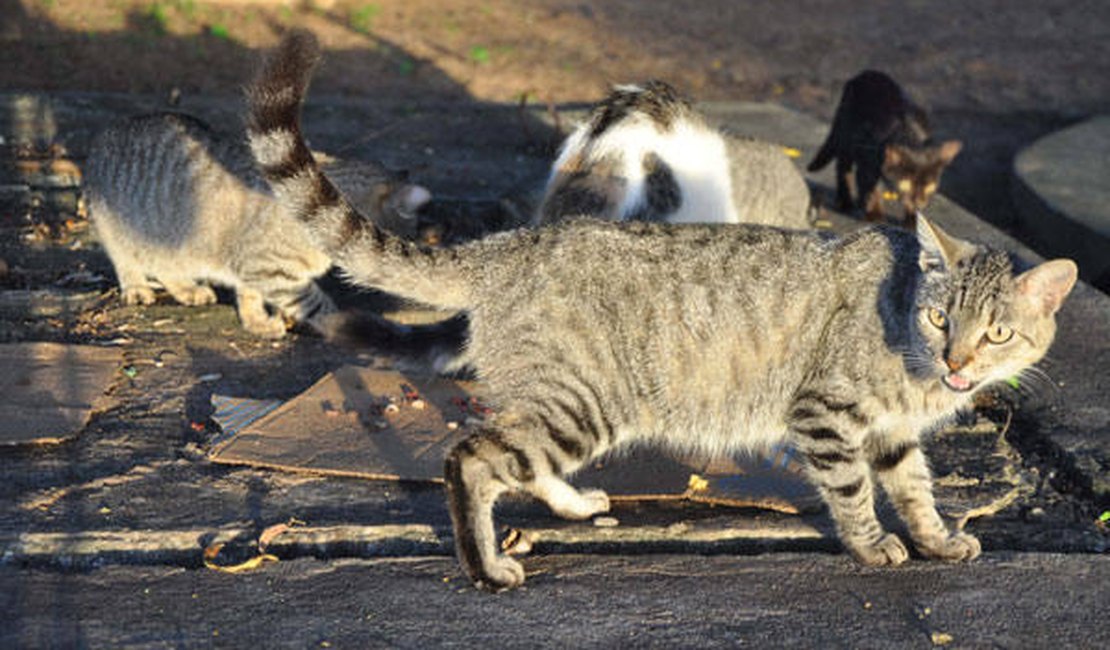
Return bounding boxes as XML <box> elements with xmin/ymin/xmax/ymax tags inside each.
<box><xmin>1011</xmin><ymin>365</ymin><xmax>1062</xmax><ymax>402</ymax></box>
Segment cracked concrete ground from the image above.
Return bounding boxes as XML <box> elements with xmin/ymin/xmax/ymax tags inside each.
<box><xmin>1</xmin><ymin>92</ymin><xmax>1107</xmax><ymax>645</ymax></box>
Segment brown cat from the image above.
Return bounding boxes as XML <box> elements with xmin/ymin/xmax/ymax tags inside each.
<box><xmin>808</xmin><ymin>70</ymin><xmax>961</xmax><ymax>227</ymax></box>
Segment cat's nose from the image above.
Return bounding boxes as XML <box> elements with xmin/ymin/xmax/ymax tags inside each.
<box><xmin>945</xmin><ymin>355</ymin><xmax>969</xmax><ymax>372</ymax></box>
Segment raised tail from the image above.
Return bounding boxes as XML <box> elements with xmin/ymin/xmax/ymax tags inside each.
<box><xmin>246</xmin><ymin>29</ymin><xmax>469</xmax><ymax>310</ymax></box>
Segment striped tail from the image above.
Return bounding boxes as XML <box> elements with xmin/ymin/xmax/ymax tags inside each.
<box><xmin>246</xmin><ymin>29</ymin><xmax>470</xmax><ymax>310</ymax></box>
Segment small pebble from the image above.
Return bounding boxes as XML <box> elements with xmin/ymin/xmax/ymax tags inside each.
<box><xmin>593</xmin><ymin>516</ymin><xmax>619</xmax><ymax>528</ymax></box>
<box><xmin>446</xmin><ymin>421</ymin><xmax>459</xmax><ymax>431</ymax></box>
<box><xmin>411</xmin><ymin>398</ymin><xmax>426</xmax><ymax>411</ymax></box>
<box><xmin>383</xmin><ymin>403</ymin><xmax>400</xmax><ymax>415</ymax></box>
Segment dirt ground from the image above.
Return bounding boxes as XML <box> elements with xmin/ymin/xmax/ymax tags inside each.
<box><xmin>3</xmin><ymin>0</ymin><xmax>1110</xmax><ymax>239</ymax></box>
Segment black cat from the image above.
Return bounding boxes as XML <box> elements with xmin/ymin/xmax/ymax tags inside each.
<box><xmin>808</xmin><ymin>70</ymin><xmax>961</xmax><ymax>226</ymax></box>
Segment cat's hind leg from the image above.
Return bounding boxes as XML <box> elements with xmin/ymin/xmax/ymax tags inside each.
<box><xmin>871</xmin><ymin>439</ymin><xmax>980</xmax><ymax>562</ymax></box>
<box><xmin>266</xmin><ymin>281</ymin><xmax>337</xmax><ymax>335</ymax></box>
<box><xmin>234</xmin><ymin>286</ymin><xmax>287</xmax><ymax>339</ymax></box>
<box><xmin>444</xmin><ymin>430</ymin><xmax>529</xmax><ymax>592</ymax></box>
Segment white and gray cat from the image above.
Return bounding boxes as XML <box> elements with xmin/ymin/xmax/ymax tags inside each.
<box><xmin>84</xmin><ymin>112</ymin><xmax>430</xmax><ymax>338</ymax></box>
<box><xmin>536</xmin><ymin>80</ymin><xmax>811</xmax><ymax>229</ymax></box>
<box><xmin>249</xmin><ymin>31</ymin><xmax>1078</xmax><ymax>591</ymax></box>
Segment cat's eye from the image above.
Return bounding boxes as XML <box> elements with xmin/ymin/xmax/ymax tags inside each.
<box><xmin>924</xmin><ymin>182</ymin><xmax>938</xmax><ymax>194</ymax></box>
<box><xmin>985</xmin><ymin>324</ymin><xmax>1013</xmax><ymax>344</ymax></box>
<box><xmin>897</xmin><ymin>179</ymin><xmax>912</xmax><ymax>193</ymax></box>
<box><xmin>926</xmin><ymin>307</ymin><xmax>948</xmax><ymax>330</ymax></box>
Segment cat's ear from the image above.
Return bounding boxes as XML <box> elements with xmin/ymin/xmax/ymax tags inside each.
<box><xmin>397</xmin><ymin>184</ymin><xmax>431</xmax><ymax>217</ymax></box>
<box><xmin>1015</xmin><ymin>259</ymin><xmax>1078</xmax><ymax>316</ymax></box>
<box><xmin>916</xmin><ymin>215</ymin><xmax>975</xmax><ymax>272</ymax></box>
<box><xmin>937</xmin><ymin>140</ymin><xmax>962</xmax><ymax>164</ymax></box>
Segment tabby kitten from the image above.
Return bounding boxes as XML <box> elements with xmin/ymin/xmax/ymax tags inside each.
<box><xmin>808</xmin><ymin>70</ymin><xmax>961</xmax><ymax>226</ymax></box>
<box><xmin>248</xmin><ymin>31</ymin><xmax>1078</xmax><ymax>591</ymax></box>
<box><xmin>85</xmin><ymin>112</ymin><xmax>430</xmax><ymax>338</ymax></box>
<box><xmin>537</xmin><ymin>81</ymin><xmax>811</xmax><ymax>229</ymax></box>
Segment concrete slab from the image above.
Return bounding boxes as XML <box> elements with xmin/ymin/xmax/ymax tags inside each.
<box><xmin>1012</xmin><ymin>116</ymin><xmax>1110</xmax><ymax>289</ymax></box>
<box><xmin>3</xmin><ymin>554</ymin><xmax>1108</xmax><ymax>648</ymax></box>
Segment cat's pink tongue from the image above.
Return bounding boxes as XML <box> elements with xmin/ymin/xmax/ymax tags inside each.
<box><xmin>944</xmin><ymin>374</ymin><xmax>972</xmax><ymax>391</ymax></box>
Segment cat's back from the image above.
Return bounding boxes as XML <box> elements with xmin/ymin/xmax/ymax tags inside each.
<box><xmin>538</xmin><ymin>81</ymin><xmax>734</xmax><ymax>225</ymax></box>
<box><xmin>467</xmin><ymin>219</ymin><xmax>833</xmax><ymax>316</ymax></box>
<box><xmin>841</xmin><ymin>70</ymin><xmax>930</xmax><ymax>143</ymax></box>
<box><xmin>86</xmin><ymin>113</ymin><xmax>268</xmax><ymax>238</ymax></box>
<box><xmin>723</xmin><ymin>135</ymin><xmax>811</xmax><ymax>229</ymax></box>
<box><xmin>87</xmin><ymin>112</ymin><xmax>257</xmax><ymax>195</ymax></box>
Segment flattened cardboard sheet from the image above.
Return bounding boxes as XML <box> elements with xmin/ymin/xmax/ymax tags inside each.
<box><xmin>208</xmin><ymin>366</ymin><xmax>818</xmax><ymax>512</ymax></box>
<box><xmin>0</xmin><ymin>342</ymin><xmax>122</xmax><ymax>445</ymax></box>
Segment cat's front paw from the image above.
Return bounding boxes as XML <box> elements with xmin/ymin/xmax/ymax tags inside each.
<box><xmin>552</xmin><ymin>488</ymin><xmax>611</xmax><ymax>520</ymax></box>
<box><xmin>169</xmin><ymin>284</ymin><xmax>217</xmax><ymax>306</ymax></box>
<box><xmin>121</xmin><ymin>286</ymin><xmax>156</xmax><ymax>306</ymax></box>
<box><xmin>916</xmin><ymin>531</ymin><xmax>981</xmax><ymax>562</ymax></box>
<box><xmin>472</xmin><ymin>554</ymin><xmax>526</xmax><ymax>592</ymax></box>
<box><xmin>849</xmin><ymin>533</ymin><xmax>909</xmax><ymax>567</ymax></box>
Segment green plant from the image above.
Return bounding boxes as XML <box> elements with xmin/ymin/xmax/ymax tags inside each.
<box><xmin>350</xmin><ymin>3</ymin><xmax>381</xmax><ymax>34</ymax></box>
<box><xmin>209</xmin><ymin>23</ymin><xmax>230</xmax><ymax>40</ymax></box>
<box><xmin>145</xmin><ymin>2</ymin><xmax>170</xmax><ymax>35</ymax></box>
<box><xmin>468</xmin><ymin>45</ymin><xmax>491</xmax><ymax>65</ymax></box>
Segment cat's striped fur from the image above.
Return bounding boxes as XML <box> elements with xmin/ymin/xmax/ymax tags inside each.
<box><xmin>536</xmin><ymin>81</ymin><xmax>811</xmax><ymax>229</ymax></box>
<box><xmin>247</xmin><ymin>31</ymin><xmax>1078</xmax><ymax>591</ymax></box>
<box><xmin>85</xmin><ymin>112</ymin><xmax>429</xmax><ymax>338</ymax></box>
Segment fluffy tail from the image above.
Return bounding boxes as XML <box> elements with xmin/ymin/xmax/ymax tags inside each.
<box><xmin>246</xmin><ymin>29</ymin><xmax>470</xmax><ymax>310</ymax></box>
<box><xmin>316</xmin><ymin>310</ymin><xmax>472</xmax><ymax>376</ymax></box>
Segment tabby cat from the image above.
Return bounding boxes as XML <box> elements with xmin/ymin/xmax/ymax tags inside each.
<box><xmin>85</xmin><ymin>112</ymin><xmax>430</xmax><ymax>338</ymax></box>
<box><xmin>248</xmin><ymin>31</ymin><xmax>1078</xmax><ymax>591</ymax></box>
<box><xmin>808</xmin><ymin>70</ymin><xmax>961</xmax><ymax>226</ymax></box>
<box><xmin>537</xmin><ymin>81</ymin><xmax>811</xmax><ymax>229</ymax></box>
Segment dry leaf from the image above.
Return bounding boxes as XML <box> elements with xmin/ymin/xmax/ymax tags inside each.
<box><xmin>204</xmin><ymin>553</ymin><xmax>279</xmax><ymax>574</ymax></box>
<box><xmin>259</xmin><ymin>518</ymin><xmax>305</xmax><ymax>550</ymax></box>
<box><xmin>931</xmin><ymin>631</ymin><xmax>954</xmax><ymax>646</ymax></box>
<box><xmin>258</xmin><ymin>524</ymin><xmax>290</xmax><ymax>551</ymax></box>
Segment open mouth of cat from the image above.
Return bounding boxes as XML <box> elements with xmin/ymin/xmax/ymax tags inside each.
<box><xmin>941</xmin><ymin>373</ymin><xmax>976</xmax><ymax>392</ymax></box>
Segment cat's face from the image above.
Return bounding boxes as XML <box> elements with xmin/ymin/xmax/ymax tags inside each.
<box><xmin>883</xmin><ymin>141</ymin><xmax>962</xmax><ymax>214</ymax></box>
<box><xmin>907</xmin><ymin>218</ymin><xmax>1077</xmax><ymax>395</ymax></box>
